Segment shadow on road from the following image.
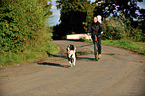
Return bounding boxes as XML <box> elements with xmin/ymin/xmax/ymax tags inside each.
<box><xmin>37</xmin><ymin>62</ymin><xmax>70</xmax><ymax>68</ymax></box>
<box><xmin>77</xmin><ymin>57</ymin><xmax>95</xmax><ymax>61</ymax></box>
<box><xmin>47</xmin><ymin>51</ymin><xmax>96</xmax><ymax>61</ymax></box>
<box><xmin>46</xmin><ymin>52</ymin><xmax>67</xmax><ymax>59</ymax></box>
<box><xmin>78</xmin><ymin>44</ymin><xmax>92</xmax><ymax>48</ymax></box>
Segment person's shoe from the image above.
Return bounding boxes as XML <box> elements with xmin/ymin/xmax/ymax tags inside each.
<box><xmin>98</xmin><ymin>54</ymin><xmax>101</xmax><ymax>59</ymax></box>
<box><xmin>70</xmin><ymin>64</ymin><xmax>73</xmax><ymax>67</ymax></box>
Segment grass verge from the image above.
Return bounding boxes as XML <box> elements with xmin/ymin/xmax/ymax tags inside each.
<box><xmin>83</xmin><ymin>39</ymin><xmax>145</xmax><ymax>55</ymax></box>
<box><xmin>0</xmin><ymin>42</ymin><xmax>60</xmax><ymax>67</ymax></box>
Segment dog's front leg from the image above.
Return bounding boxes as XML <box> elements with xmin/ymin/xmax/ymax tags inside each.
<box><xmin>73</xmin><ymin>54</ymin><xmax>76</xmax><ymax>66</ymax></box>
<box><xmin>69</xmin><ymin>54</ymin><xmax>73</xmax><ymax>67</ymax></box>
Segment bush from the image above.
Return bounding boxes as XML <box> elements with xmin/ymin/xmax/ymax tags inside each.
<box><xmin>102</xmin><ymin>13</ymin><xmax>142</xmax><ymax>41</ymax></box>
<box><xmin>0</xmin><ymin>0</ymin><xmax>52</xmax><ymax>53</ymax></box>
<box><xmin>0</xmin><ymin>0</ymin><xmax>58</xmax><ymax>66</ymax></box>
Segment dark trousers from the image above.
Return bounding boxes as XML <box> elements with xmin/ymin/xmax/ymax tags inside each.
<box><xmin>93</xmin><ymin>37</ymin><xmax>101</xmax><ymax>54</ymax></box>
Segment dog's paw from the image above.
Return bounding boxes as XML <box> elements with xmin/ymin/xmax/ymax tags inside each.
<box><xmin>70</xmin><ymin>64</ymin><xmax>73</xmax><ymax>67</ymax></box>
<box><xmin>73</xmin><ymin>64</ymin><xmax>75</xmax><ymax>66</ymax></box>
<box><xmin>69</xmin><ymin>61</ymin><xmax>71</xmax><ymax>64</ymax></box>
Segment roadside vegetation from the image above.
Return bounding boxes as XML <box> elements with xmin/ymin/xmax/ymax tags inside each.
<box><xmin>53</xmin><ymin>0</ymin><xmax>144</xmax><ymax>55</ymax></box>
<box><xmin>84</xmin><ymin>14</ymin><xmax>145</xmax><ymax>54</ymax></box>
<box><xmin>101</xmin><ymin>14</ymin><xmax>145</xmax><ymax>55</ymax></box>
<box><xmin>0</xmin><ymin>0</ymin><xmax>59</xmax><ymax>67</ymax></box>
<box><xmin>80</xmin><ymin>13</ymin><xmax>144</xmax><ymax>55</ymax></box>
<box><xmin>102</xmin><ymin>39</ymin><xmax>145</xmax><ymax>55</ymax></box>
<box><xmin>1</xmin><ymin>0</ymin><xmax>144</xmax><ymax>67</ymax></box>
<box><xmin>80</xmin><ymin>38</ymin><xmax>145</xmax><ymax>55</ymax></box>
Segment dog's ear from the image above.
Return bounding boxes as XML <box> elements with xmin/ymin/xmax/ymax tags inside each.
<box><xmin>67</xmin><ymin>45</ymin><xmax>70</xmax><ymax>51</ymax></box>
<box><xmin>66</xmin><ymin>45</ymin><xmax>69</xmax><ymax>50</ymax></box>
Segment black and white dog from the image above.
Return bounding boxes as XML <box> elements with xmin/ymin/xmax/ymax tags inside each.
<box><xmin>66</xmin><ymin>44</ymin><xmax>76</xmax><ymax>67</ymax></box>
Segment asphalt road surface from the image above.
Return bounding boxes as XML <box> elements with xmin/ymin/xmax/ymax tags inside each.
<box><xmin>0</xmin><ymin>40</ymin><xmax>145</xmax><ymax>96</ymax></box>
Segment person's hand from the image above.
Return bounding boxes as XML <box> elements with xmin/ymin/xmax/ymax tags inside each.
<box><xmin>87</xmin><ymin>33</ymin><xmax>90</xmax><ymax>36</ymax></box>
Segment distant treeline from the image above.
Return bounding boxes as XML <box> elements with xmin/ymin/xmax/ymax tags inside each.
<box><xmin>53</xmin><ymin>0</ymin><xmax>145</xmax><ymax>41</ymax></box>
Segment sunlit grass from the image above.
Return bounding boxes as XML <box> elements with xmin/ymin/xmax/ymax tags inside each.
<box><xmin>83</xmin><ymin>39</ymin><xmax>145</xmax><ymax>55</ymax></box>
<box><xmin>101</xmin><ymin>39</ymin><xmax>145</xmax><ymax>55</ymax></box>
<box><xmin>0</xmin><ymin>42</ymin><xmax>60</xmax><ymax>67</ymax></box>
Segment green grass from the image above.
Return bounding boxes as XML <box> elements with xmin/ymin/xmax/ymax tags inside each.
<box><xmin>102</xmin><ymin>39</ymin><xmax>145</xmax><ymax>55</ymax></box>
<box><xmin>83</xmin><ymin>39</ymin><xmax>145</xmax><ymax>55</ymax></box>
<box><xmin>0</xmin><ymin>42</ymin><xmax>60</xmax><ymax>67</ymax></box>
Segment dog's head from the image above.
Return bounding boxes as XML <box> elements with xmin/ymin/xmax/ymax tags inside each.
<box><xmin>67</xmin><ymin>44</ymin><xmax>75</xmax><ymax>51</ymax></box>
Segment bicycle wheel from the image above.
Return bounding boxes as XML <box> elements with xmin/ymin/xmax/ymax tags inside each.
<box><xmin>95</xmin><ymin>51</ymin><xmax>98</xmax><ymax>61</ymax></box>
<box><xmin>94</xmin><ymin>42</ymin><xmax>98</xmax><ymax>61</ymax></box>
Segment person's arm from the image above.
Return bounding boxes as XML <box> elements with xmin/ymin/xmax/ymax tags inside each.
<box><xmin>99</xmin><ymin>24</ymin><xmax>103</xmax><ymax>34</ymax></box>
<box><xmin>87</xmin><ymin>23</ymin><xmax>92</xmax><ymax>35</ymax></box>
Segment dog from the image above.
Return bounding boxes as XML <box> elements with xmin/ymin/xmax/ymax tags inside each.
<box><xmin>66</xmin><ymin>44</ymin><xmax>76</xmax><ymax>67</ymax></box>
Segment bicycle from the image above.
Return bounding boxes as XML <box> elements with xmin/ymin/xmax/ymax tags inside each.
<box><xmin>94</xmin><ymin>35</ymin><xmax>99</xmax><ymax>61</ymax></box>
<box><xmin>87</xmin><ymin>33</ymin><xmax>99</xmax><ymax>61</ymax></box>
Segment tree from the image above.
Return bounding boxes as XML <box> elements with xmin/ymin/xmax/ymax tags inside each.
<box><xmin>54</xmin><ymin>0</ymin><xmax>94</xmax><ymax>38</ymax></box>
<box><xmin>0</xmin><ymin>0</ymin><xmax>52</xmax><ymax>53</ymax></box>
<box><xmin>102</xmin><ymin>13</ymin><xmax>142</xmax><ymax>41</ymax></box>
<box><xmin>93</xmin><ymin>0</ymin><xmax>144</xmax><ymax>41</ymax></box>
<box><xmin>139</xmin><ymin>9</ymin><xmax>145</xmax><ymax>36</ymax></box>
<box><xmin>93</xmin><ymin>0</ymin><xmax>142</xmax><ymax>21</ymax></box>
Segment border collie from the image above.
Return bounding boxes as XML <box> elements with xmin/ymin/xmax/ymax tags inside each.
<box><xmin>66</xmin><ymin>44</ymin><xmax>76</xmax><ymax>67</ymax></box>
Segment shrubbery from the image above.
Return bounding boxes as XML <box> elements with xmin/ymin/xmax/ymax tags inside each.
<box><xmin>102</xmin><ymin>14</ymin><xmax>142</xmax><ymax>42</ymax></box>
<box><xmin>0</xmin><ymin>0</ymin><xmax>52</xmax><ymax>53</ymax></box>
<box><xmin>0</xmin><ymin>0</ymin><xmax>59</xmax><ymax>66</ymax></box>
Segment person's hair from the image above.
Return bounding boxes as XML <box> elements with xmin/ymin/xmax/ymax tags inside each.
<box><xmin>97</xmin><ymin>15</ymin><xmax>102</xmax><ymax>20</ymax></box>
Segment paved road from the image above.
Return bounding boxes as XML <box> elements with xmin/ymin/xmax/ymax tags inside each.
<box><xmin>0</xmin><ymin>40</ymin><xmax>145</xmax><ymax>96</ymax></box>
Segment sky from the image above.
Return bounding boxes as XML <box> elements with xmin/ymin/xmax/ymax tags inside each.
<box><xmin>49</xmin><ymin>0</ymin><xmax>145</xmax><ymax>26</ymax></box>
<box><xmin>49</xmin><ymin>0</ymin><xmax>60</xmax><ymax>26</ymax></box>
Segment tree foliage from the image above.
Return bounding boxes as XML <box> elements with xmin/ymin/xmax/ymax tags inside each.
<box><xmin>94</xmin><ymin>0</ymin><xmax>144</xmax><ymax>41</ymax></box>
<box><xmin>102</xmin><ymin>13</ymin><xmax>142</xmax><ymax>41</ymax></box>
<box><xmin>54</xmin><ymin>0</ymin><xmax>144</xmax><ymax>41</ymax></box>
<box><xmin>54</xmin><ymin>0</ymin><xmax>94</xmax><ymax>38</ymax></box>
<box><xmin>0</xmin><ymin>0</ymin><xmax>52</xmax><ymax>53</ymax></box>
<box><xmin>138</xmin><ymin>9</ymin><xmax>145</xmax><ymax>35</ymax></box>
<box><xmin>93</xmin><ymin>0</ymin><xmax>142</xmax><ymax>20</ymax></box>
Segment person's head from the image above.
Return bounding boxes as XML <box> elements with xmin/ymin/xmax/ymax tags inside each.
<box><xmin>94</xmin><ymin>17</ymin><xmax>98</xmax><ymax>23</ymax></box>
<box><xmin>97</xmin><ymin>15</ymin><xmax>102</xmax><ymax>20</ymax></box>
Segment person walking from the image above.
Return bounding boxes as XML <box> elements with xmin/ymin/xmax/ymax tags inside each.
<box><xmin>87</xmin><ymin>16</ymin><xmax>103</xmax><ymax>59</ymax></box>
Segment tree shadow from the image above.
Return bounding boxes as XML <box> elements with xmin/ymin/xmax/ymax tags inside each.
<box><xmin>79</xmin><ymin>44</ymin><xmax>92</xmax><ymax>48</ymax></box>
<box><xmin>47</xmin><ymin>52</ymin><xmax>95</xmax><ymax>61</ymax></box>
<box><xmin>38</xmin><ymin>62</ymin><xmax>70</xmax><ymax>68</ymax></box>
<box><xmin>77</xmin><ymin>57</ymin><xmax>95</xmax><ymax>61</ymax></box>
<box><xmin>46</xmin><ymin>51</ymin><xmax>67</xmax><ymax>59</ymax></box>
<box><xmin>103</xmin><ymin>53</ymin><xmax>115</xmax><ymax>55</ymax></box>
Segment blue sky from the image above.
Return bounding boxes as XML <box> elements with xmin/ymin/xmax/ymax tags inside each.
<box><xmin>49</xmin><ymin>0</ymin><xmax>145</xmax><ymax>26</ymax></box>
<box><xmin>49</xmin><ymin>0</ymin><xmax>60</xmax><ymax>26</ymax></box>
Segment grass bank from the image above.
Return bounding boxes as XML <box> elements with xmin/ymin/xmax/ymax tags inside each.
<box><xmin>0</xmin><ymin>42</ymin><xmax>60</xmax><ymax>67</ymax></box>
<box><xmin>83</xmin><ymin>39</ymin><xmax>145</xmax><ymax>55</ymax></box>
